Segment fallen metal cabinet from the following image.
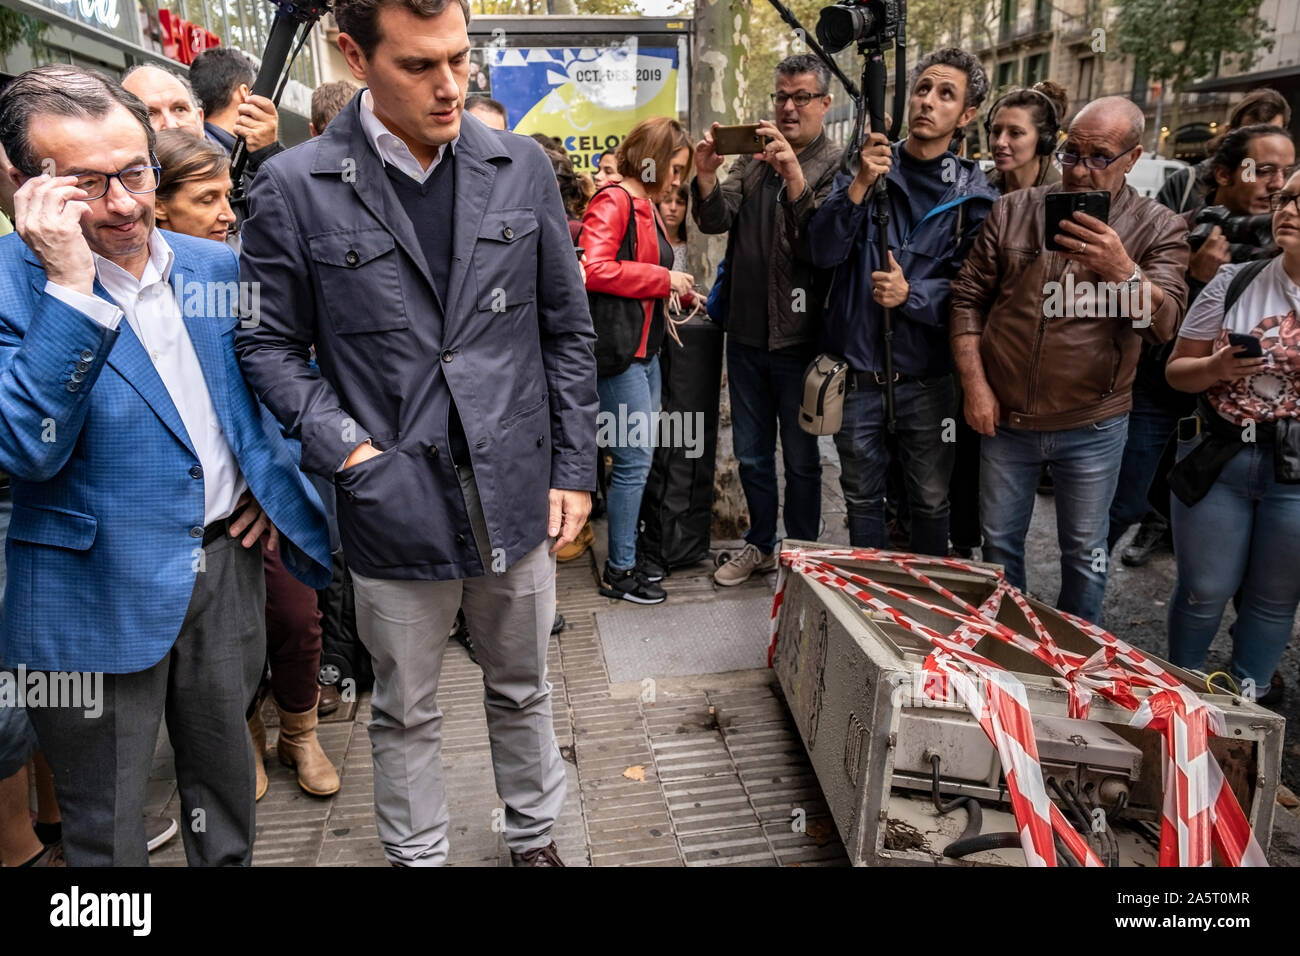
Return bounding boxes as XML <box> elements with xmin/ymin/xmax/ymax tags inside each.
<box><xmin>770</xmin><ymin>544</ymin><xmax>1285</xmax><ymax>867</ymax></box>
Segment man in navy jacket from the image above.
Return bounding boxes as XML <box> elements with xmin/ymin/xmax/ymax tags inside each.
<box><xmin>235</xmin><ymin>0</ymin><xmax>597</xmax><ymax>866</ymax></box>
<box><xmin>0</xmin><ymin>66</ymin><xmax>331</xmax><ymax>866</ymax></box>
<box><xmin>807</xmin><ymin>48</ymin><xmax>997</xmax><ymax>556</ymax></box>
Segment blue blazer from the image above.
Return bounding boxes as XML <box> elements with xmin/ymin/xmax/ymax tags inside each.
<box><xmin>0</xmin><ymin>229</ymin><xmax>331</xmax><ymax>674</ymax></box>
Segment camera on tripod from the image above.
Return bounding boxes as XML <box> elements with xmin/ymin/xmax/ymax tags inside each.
<box><xmin>1189</xmin><ymin>204</ymin><xmax>1276</xmax><ymax>262</ymax></box>
<box><xmin>816</xmin><ymin>0</ymin><xmax>903</xmax><ymax>53</ymax></box>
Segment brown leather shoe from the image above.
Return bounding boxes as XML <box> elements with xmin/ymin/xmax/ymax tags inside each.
<box><xmin>276</xmin><ymin>692</ymin><xmax>341</xmax><ymax>797</ymax></box>
<box><xmin>556</xmin><ymin>521</ymin><xmax>594</xmax><ymax>563</ymax></box>
<box><xmin>248</xmin><ymin>709</ymin><xmax>268</xmax><ymax>801</ymax></box>
<box><xmin>317</xmin><ymin>683</ymin><xmax>342</xmax><ymax>717</ymax></box>
<box><xmin>510</xmin><ymin>841</ymin><xmax>565</xmax><ymax>867</ymax></box>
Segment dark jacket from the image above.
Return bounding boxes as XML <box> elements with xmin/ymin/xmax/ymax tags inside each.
<box><xmin>205</xmin><ymin>121</ymin><xmax>285</xmax><ymax>179</ymax></box>
<box><xmin>807</xmin><ymin>143</ymin><xmax>998</xmax><ymax>376</ymax></box>
<box><xmin>235</xmin><ymin>102</ymin><xmax>599</xmax><ymax>581</ymax></box>
<box><xmin>690</xmin><ymin>129</ymin><xmax>841</xmax><ymax>350</ymax></box>
<box><xmin>1155</xmin><ymin>158</ymin><xmax>1213</xmax><ymax>214</ymax></box>
<box><xmin>950</xmin><ymin>183</ymin><xmax>1190</xmax><ymax>430</ymax></box>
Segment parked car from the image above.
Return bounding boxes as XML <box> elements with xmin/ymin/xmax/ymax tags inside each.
<box><xmin>1125</xmin><ymin>156</ymin><xmax>1187</xmax><ymax>198</ymax></box>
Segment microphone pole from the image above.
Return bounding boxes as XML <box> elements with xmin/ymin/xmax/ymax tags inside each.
<box><xmin>228</xmin><ymin>1</ymin><xmax>331</xmax><ymax>219</ymax></box>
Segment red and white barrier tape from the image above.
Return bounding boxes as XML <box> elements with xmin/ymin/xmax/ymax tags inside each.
<box><xmin>768</xmin><ymin>546</ymin><xmax>1267</xmax><ymax>867</ymax></box>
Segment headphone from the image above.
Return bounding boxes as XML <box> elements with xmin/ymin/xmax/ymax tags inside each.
<box><xmin>984</xmin><ymin>87</ymin><xmax>1060</xmax><ymax>157</ymax></box>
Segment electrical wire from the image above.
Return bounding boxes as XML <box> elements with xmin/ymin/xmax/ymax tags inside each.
<box><xmin>1205</xmin><ymin>670</ymin><xmax>1240</xmax><ymax>695</ymax></box>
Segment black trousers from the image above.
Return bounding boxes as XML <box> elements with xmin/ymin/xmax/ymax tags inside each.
<box><xmin>26</xmin><ymin>531</ymin><xmax>266</xmax><ymax>866</ymax></box>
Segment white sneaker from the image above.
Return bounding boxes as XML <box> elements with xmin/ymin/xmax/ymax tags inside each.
<box><xmin>713</xmin><ymin>543</ymin><xmax>776</xmax><ymax>586</ymax></box>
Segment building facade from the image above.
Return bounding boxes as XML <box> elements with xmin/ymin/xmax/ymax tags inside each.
<box><xmin>0</xmin><ymin>0</ymin><xmax>324</xmax><ymax>142</ymax></box>
<box><xmin>885</xmin><ymin>0</ymin><xmax>1295</xmax><ymax>161</ymax></box>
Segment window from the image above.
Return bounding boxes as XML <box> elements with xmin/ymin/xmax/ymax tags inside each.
<box><xmin>1033</xmin><ymin>0</ymin><xmax>1051</xmax><ymax>31</ymax></box>
<box><xmin>996</xmin><ymin>60</ymin><xmax>1017</xmax><ymax>90</ymax></box>
<box><xmin>999</xmin><ymin>0</ymin><xmax>1016</xmax><ymax>43</ymax></box>
<box><xmin>1024</xmin><ymin>52</ymin><xmax>1049</xmax><ymax>86</ymax></box>
<box><xmin>1077</xmin><ymin>56</ymin><xmax>1094</xmax><ymax>103</ymax></box>
<box><xmin>1130</xmin><ymin>61</ymin><xmax>1148</xmax><ymax>106</ymax></box>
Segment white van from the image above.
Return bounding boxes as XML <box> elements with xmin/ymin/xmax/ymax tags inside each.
<box><xmin>978</xmin><ymin>157</ymin><xmax>1186</xmax><ymax>199</ymax></box>
<box><xmin>1126</xmin><ymin>157</ymin><xmax>1187</xmax><ymax>198</ymax></box>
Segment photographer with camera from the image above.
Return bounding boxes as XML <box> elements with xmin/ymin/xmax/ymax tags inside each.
<box><xmin>950</xmin><ymin>97</ymin><xmax>1189</xmax><ymax>625</ymax></box>
<box><xmin>805</xmin><ymin>48</ymin><xmax>996</xmax><ymax>556</ymax></box>
<box><xmin>1156</xmin><ymin>89</ymin><xmax>1291</xmax><ymax>216</ymax></box>
<box><xmin>692</xmin><ymin>54</ymin><xmax>842</xmax><ymax>585</ymax></box>
<box><xmin>1110</xmin><ymin>125</ymin><xmax>1295</xmax><ymax>569</ymax></box>
<box><xmin>1162</xmin><ymin>166</ymin><xmax>1300</xmax><ymax>708</ymax></box>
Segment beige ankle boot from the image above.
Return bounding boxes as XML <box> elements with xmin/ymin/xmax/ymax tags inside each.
<box><xmin>248</xmin><ymin>709</ymin><xmax>268</xmax><ymax>802</ymax></box>
<box><xmin>276</xmin><ymin>692</ymin><xmax>340</xmax><ymax>797</ymax></box>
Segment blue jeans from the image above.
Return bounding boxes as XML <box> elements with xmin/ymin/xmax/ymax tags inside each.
<box><xmin>834</xmin><ymin>375</ymin><xmax>956</xmax><ymax>555</ymax></box>
<box><xmin>980</xmin><ymin>415</ymin><xmax>1128</xmax><ymax>624</ymax></box>
<box><xmin>1107</xmin><ymin>378</ymin><xmax>1188</xmax><ymax>550</ymax></box>
<box><xmin>1168</xmin><ymin>436</ymin><xmax>1300</xmax><ymax>691</ymax></box>
<box><xmin>726</xmin><ymin>339</ymin><xmax>822</xmax><ymax>552</ymax></box>
<box><xmin>597</xmin><ymin>356</ymin><xmax>661</xmax><ymax>571</ymax></box>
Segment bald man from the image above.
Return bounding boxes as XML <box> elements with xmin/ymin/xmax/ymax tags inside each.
<box><xmin>949</xmin><ymin>95</ymin><xmax>1190</xmax><ymax>624</ymax></box>
<box><xmin>465</xmin><ymin>95</ymin><xmax>507</xmax><ymax>130</ymax></box>
<box><xmin>122</xmin><ymin>64</ymin><xmax>205</xmax><ymax>138</ymax></box>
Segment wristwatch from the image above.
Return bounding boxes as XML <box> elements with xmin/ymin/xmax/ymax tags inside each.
<box><xmin>1123</xmin><ymin>262</ymin><xmax>1142</xmax><ymax>287</ymax></box>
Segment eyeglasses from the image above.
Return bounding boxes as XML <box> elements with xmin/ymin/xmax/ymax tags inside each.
<box><xmin>1055</xmin><ymin>143</ymin><xmax>1139</xmax><ymax>170</ymax></box>
<box><xmin>771</xmin><ymin>90</ymin><xmax>827</xmax><ymax>108</ymax></box>
<box><xmin>1252</xmin><ymin>164</ymin><xmax>1287</xmax><ymax>181</ymax></box>
<box><xmin>70</xmin><ymin>161</ymin><xmax>162</xmax><ymax>201</ymax></box>
<box><xmin>1269</xmin><ymin>191</ymin><xmax>1300</xmax><ymax>214</ymax></box>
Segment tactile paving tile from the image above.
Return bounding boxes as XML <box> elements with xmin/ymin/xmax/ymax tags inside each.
<box><xmin>596</xmin><ymin>595</ymin><xmax>771</xmax><ymax>683</ymax></box>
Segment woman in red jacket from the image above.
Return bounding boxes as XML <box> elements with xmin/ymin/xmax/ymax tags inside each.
<box><xmin>583</xmin><ymin>117</ymin><xmax>695</xmax><ymax>604</ymax></box>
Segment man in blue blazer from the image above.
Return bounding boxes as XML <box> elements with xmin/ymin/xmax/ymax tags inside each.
<box><xmin>0</xmin><ymin>66</ymin><xmax>331</xmax><ymax>866</ymax></box>
<box><xmin>237</xmin><ymin>0</ymin><xmax>598</xmax><ymax>866</ymax></box>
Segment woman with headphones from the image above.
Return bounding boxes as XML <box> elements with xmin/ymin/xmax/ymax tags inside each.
<box><xmin>985</xmin><ymin>81</ymin><xmax>1068</xmax><ymax>194</ymax></box>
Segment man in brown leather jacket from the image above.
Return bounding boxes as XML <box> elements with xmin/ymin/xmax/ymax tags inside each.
<box><xmin>950</xmin><ymin>96</ymin><xmax>1189</xmax><ymax>624</ymax></box>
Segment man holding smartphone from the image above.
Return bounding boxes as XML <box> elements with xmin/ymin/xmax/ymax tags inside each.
<box><xmin>692</xmin><ymin>54</ymin><xmax>842</xmax><ymax>585</ymax></box>
<box><xmin>950</xmin><ymin>96</ymin><xmax>1189</xmax><ymax>624</ymax></box>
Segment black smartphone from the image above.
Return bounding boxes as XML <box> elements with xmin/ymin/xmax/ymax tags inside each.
<box><xmin>712</xmin><ymin>123</ymin><xmax>767</xmax><ymax>155</ymax></box>
<box><xmin>1045</xmin><ymin>190</ymin><xmax>1111</xmax><ymax>252</ymax></box>
<box><xmin>574</xmin><ymin>245</ymin><xmax>585</xmax><ymax>260</ymax></box>
<box><xmin>1228</xmin><ymin>332</ymin><xmax>1263</xmax><ymax>358</ymax></box>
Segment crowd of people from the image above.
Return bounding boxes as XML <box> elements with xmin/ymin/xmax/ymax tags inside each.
<box><xmin>0</xmin><ymin>0</ymin><xmax>1295</xmax><ymax>870</ymax></box>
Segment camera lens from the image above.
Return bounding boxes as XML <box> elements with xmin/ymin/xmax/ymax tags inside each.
<box><xmin>816</xmin><ymin>5</ymin><xmax>872</xmax><ymax>53</ymax></box>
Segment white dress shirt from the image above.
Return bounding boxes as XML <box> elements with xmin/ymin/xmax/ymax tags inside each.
<box><xmin>46</xmin><ymin>230</ymin><xmax>248</xmax><ymax>525</ymax></box>
<box><xmin>359</xmin><ymin>88</ymin><xmax>458</xmax><ymax>181</ymax></box>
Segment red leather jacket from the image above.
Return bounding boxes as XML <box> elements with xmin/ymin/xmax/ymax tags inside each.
<box><xmin>581</xmin><ymin>185</ymin><xmax>672</xmax><ymax>360</ymax></box>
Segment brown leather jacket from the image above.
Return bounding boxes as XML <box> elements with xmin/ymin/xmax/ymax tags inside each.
<box><xmin>950</xmin><ymin>183</ymin><xmax>1190</xmax><ymax>430</ymax></box>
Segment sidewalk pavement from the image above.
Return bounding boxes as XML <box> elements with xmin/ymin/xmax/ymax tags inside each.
<box><xmin>144</xmin><ymin>547</ymin><xmax>849</xmax><ymax>867</ymax></box>
<box><xmin>143</xmin><ymin>439</ymin><xmax>1299</xmax><ymax>865</ymax></box>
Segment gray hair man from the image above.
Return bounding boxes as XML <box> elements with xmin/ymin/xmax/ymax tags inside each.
<box><xmin>691</xmin><ymin>53</ymin><xmax>843</xmax><ymax>587</ymax></box>
<box><xmin>122</xmin><ymin>64</ymin><xmax>205</xmax><ymax>138</ymax></box>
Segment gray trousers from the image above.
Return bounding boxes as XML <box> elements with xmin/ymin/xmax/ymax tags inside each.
<box><xmin>352</xmin><ymin>531</ymin><xmax>566</xmax><ymax>866</ymax></box>
<box><xmin>25</xmin><ymin>530</ymin><xmax>265</xmax><ymax>866</ymax></box>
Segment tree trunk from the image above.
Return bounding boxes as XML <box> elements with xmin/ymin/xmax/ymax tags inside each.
<box><xmin>691</xmin><ymin>0</ymin><xmax>751</xmax><ymax>541</ymax></box>
<box><xmin>547</xmin><ymin>0</ymin><xmax>577</xmax><ymax>14</ymax></box>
